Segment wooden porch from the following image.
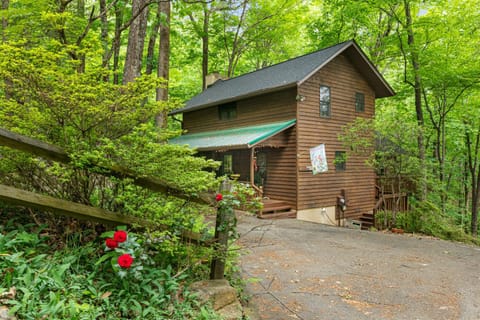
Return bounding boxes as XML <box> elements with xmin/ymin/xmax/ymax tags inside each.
<box><xmin>258</xmin><ymin>199</ymin><xmax>296</xmax><ymax>219</ymax></box>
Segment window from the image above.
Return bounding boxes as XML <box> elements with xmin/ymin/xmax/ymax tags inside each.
<box><xmin>355</xmin><ymin>92</ymin><xmax>365</xmax><ymax>112</ymax></box>
<box><xmin>320</xmin><ymin>85</ymin><xmax>331</xmax><ymax>117</ymax></box>
<box><xmin>334</xmin><ymin>151</ymin><xmax>346</xmax><ymax>171</ymax></box>
<box><xmin>218</xmin><ymin>102</ymin><xmax>237</xmax><ymax>120</ymax></box>
<box><xmin>222</xmin><ymin>154</ymin><xmax>233</xmax><ymax>174</ymax></box>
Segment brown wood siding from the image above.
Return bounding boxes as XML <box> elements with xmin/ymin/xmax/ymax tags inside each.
<box><xmin>183</xmin><ymin>88</ymin><xmax>298</xmax><ymax>208</ymax></box>
<box><xmin>297</xmin><ymin>54</ymin><xmax>376</xmax><ymax>219</ymax></box>
<box><xmin>260</xmin><ymin>126</ymin><xmax>297</xmax><ymax>207</ymax></box>
<box><xmin>183</xmin><ymin>88</ymin><xmax>297</xmax><ymax>133</ymax></box>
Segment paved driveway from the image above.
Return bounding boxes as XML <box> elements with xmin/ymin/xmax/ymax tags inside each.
<box><xmin>236</xmin><ymin>214</ymin><xmax>480</xmax><ymax>320</ymax></box>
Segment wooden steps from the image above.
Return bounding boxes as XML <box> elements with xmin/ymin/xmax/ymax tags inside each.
<box><xmin>358</xmin><ymin>212</ymin><xmax>375</xmax><ymax>230</ymax></box>
<box><xmin>258</xmin><ymin>199</ymin><xmax>297</xmax><ymax>219</ymax></box>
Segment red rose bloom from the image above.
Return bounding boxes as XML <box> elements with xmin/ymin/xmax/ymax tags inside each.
<box><xmin>118</xmin><ymin>253</ymin><xmax>134</xmax><ymax>269</ymax></box>
<box><xmin>215</xmin><ymin>194</ymin><xmax>223</xmax><ymax>201</ymax></box>
<box><xmin>105</xmin><ymin>238</ymin><xmax>118</xmax><ymax>249</ymax></box>
<box><xmin>113</xmin><ymin>230</ymin><xmax>127</xmax><ymax>243</ymax></box>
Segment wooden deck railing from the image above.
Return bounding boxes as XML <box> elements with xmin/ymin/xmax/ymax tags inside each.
<box><xmin>373</xmin><ymin>192</ymin><xmax>409</xmax><ymax>214</ymax></box>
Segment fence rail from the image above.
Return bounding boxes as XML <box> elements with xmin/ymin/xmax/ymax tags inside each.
<box><xmin>0</xmin><ymin>128</ymin><xmax>212</xmax><ymax>205</ymax></box>
<box><xmin>0</xmin><ymin>127</ymin><xmax>213</xmax><ymax>246</ymax></box>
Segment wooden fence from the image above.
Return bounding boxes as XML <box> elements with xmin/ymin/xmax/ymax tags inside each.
<box><xmin>0</xmin><ymin>128</ymin><xmax>231</xmax><ymax>278</ymax></box>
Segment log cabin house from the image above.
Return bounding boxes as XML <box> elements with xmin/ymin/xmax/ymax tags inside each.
<box><xmin>170</xmin><ymin>40</ymin><xmax>395</xmax><ymax>226</ymax></box>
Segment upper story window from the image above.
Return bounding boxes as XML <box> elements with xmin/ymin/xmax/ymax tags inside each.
<box><xmin>355</xmin><ymin>92</ymin><xmax>365</xmax><ymax>112</ymax></box>
<box><xmin>218</xmin><ymin>102</ymin><xmax>237</xmax><ymax>120</ymax></box>
<box><xmin>320</xmin><ymin>85</ymin><xmax>331</xmax><ymax>118</ymax></box>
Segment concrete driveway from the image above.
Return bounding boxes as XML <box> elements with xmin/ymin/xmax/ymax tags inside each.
<box><xmin>236</xmin><ymin>214</ymin><xmax>480</xmax><ymax>320</ymax></box>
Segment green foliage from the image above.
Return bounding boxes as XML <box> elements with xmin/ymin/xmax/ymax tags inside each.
<box><xmin>0</xmin><ymin>43</ymin><xmax>219</xmax><ymax>236</ymax></box>
<box><xmin>0</xmin><ymin>222</ymin><xmax>218</xmax><ymax>319</ymax></box>
<box><xmin>230</xmin><ymin>181</ymin><xmax>263</xmax><ymax>213</ymax></box>
<box><xmin>375</xmin><ymin>202</ymin><xmax>479</xmax><ymax>245</ymax></box>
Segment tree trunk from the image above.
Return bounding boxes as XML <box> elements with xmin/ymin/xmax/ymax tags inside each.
<box><xmin>100</xmin><ymin>0</ymin><xmax>110</xmax><ymax>73</ymax></box>
<box><xmin>1</xmin><ymin>0</ymin><xmax>9</xmax><ymax>42</ymax></box>
<box><xmin>76</xmin><ymin>0</ymin><xmax>86</xmax><ymax>73</ymax></box>
<box><xmin>155</xmin><ymin>0</ymin><xmax>170</xmax><ymax>128</ymax></box>
<box><xmin>113</xmin><ymin>1</ymin><xmax>124</xmax><ymax>84</ymax></box>
<box><xmin>467</xmin><ymin>129</ymin><xmax>480</xmax><ymax>236</ymax></box>
<box><xmin>472</xmin><ymin>169</ymin><xmax>480</xmax><ymax>237</ymax></box>
<box><xmin>1</xmin><ymin>0</ymin><xmax>11</xmax><ymax>99</ymax></box>
<box><xmin>404</xmin><ymin>0</ymin><xmax>426</xmax><ymax>200</ymax></box>
<box><xmin>146</xmin><ymin>1</ymin><xmax>162</xmax><ymax>75</ymax></box>
<box><xmin>123</xmin><ymin>0</ymin><xmax>149</xmax><ymax>84</ymax></box>
<box><xmin>201</xmin><ymin>5</ymin><xmax>209</xmax><ymax>90</ymax></box>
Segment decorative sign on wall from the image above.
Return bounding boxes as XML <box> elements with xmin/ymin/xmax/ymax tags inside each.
<box><xmin>310</xmin><ymin>144</ymin><xmax>328</xmax><ymax>174</ymax></box>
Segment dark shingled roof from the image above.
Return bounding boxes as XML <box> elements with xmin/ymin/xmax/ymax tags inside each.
<box><xmin>171</xmin><ymin>40</ymin><xmax>394</xmax><ymax>115</ymax></box>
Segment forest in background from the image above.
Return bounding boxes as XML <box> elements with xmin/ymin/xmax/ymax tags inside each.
<box><xmin>0</xmin><ymin>0</ymin><xmax>479</xmax><ymax>238</ymax></box>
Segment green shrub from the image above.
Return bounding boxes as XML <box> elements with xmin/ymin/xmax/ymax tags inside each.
<box><xmin>375</xmin><ymin>201</ymin><xmax>479</xmax><ymax>245</ymax></box>
<box><xmin>0</xmin><ymin>222</ymin><xmax>218</xmax><ymax>319</ymax></box>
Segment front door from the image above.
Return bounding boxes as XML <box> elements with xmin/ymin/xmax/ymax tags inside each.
<box><xmin>254</xmin><ymin>151</ymin><xmax>267</xmax><ymax>187</ymax></box>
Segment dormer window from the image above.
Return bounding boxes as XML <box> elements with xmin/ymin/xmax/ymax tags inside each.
<box><xmin>218</xmin><ymin>102</ymin><xmax>237</xmax><ymax>120</ymax></box>
<box><xmin>320</xmin><ymin>85</ymin><xmax>331</xmax><ymax>118</ymax></box>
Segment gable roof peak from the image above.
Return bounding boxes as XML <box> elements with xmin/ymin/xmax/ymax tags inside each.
<box><xmin>172</xmin><ymin>39</ymin><xmax>393</xmax><ymax>115</ymax></box>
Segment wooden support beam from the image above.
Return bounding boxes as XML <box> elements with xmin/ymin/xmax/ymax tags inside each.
<box><xmin>0</xmin><ymin>127</ymin><xmax>212</xmax><ymax>205</ymax></box>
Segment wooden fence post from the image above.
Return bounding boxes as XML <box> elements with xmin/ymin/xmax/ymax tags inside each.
<box><xmin>210</xmin><ymin>179</ymin><xmax>235</xmax><ymax>280</ymax></box>
<box><xmin>210</xmin><ymin>205</ymin><xmax>233</xmax><ymax>280</ymax></box>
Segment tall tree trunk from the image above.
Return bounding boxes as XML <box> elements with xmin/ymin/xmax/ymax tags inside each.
<box><xmin>466</xmin><ymin>128</ymin><xmax>480</xmax><ymax>236</ymax></box>
<box><xmin>404</xmin><ymin>0</ymin><xmax>426</xmax><ymax>200</ymax></box>
<box><xmin>146</xmin><ymin>1</ymin><xmax>162</xmax><ymax>75</ymax></box>
<box><xmin>201</xmin><ymin>5</ymin><xmax>209</xmax><ymax>90</ymax></box>
<box><xmin>1</xmin><ymin>0</ymin><xmax>9</xmax><ymax>42</ymax></box>
<box><xmin>76</xmin><ymin>0</ymin><xmax>86</xmax><ymax>73</ymax></box>
<box><xmin>155</xmin><ymin>0</ymin><xmax>170</xmax><ymax>128</ymax></box>
<box><xmin>123</xmin><ymin>0</ymin><xmax>149</xmax><ymax>84</ymax></box>
<box><xmin>1</xmin><ymin>0</ymin><xmax>11</xmax><ymax>99</ymax></box>
<box><xmin>113</xmin><ymin>1</ymin><xmax>124</xmax><ymax>84</ymax></box>
<box><xmin>100</xmin><ymin>0</ymin><xmax>110</xmax><ymax>72</ymax></box>
<box><xmin>472</xmin><ymin>169</ymin><xmax>480</xmax><ymax>237</ymax></box>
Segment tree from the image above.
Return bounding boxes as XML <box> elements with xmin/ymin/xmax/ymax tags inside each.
<box><xmin>461</xmin><ymin>92</ymin><xmax>480</xmax><ymax>236</ymax></box>
<box><xmin>123</xmin><ymin>0</ymin><xmax>150</xmax><ymax>83</ymax></box>
<box><xmin>155</xmin><ymin>0</ymin><xmax>171</xmax><ymax>128</ymax></box>
<box><xmin>0</xmin><ymin>43</ymin><xmax>218</xmax><ymax>217</ymax></box>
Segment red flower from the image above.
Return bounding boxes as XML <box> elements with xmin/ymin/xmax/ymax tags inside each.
<box><xmin>118</xmin><ymin>253</ymin><xmax>134</xmax><ymax>269</ymax></box>
<box><xmin>215</xmin><ymin>193</ymin><xmax>223</xmax><ymax>201</ymax></box>
<box><xmin>113</xmin><ymin>230</ymin><xmax>127</xmax><ymax>243</ymax></box>
<box><xmin>105</xmin><ymin>238</ymin><xmax>118</xmax><ymax>249</ymax></box>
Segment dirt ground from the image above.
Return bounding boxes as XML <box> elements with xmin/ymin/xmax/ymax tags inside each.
<box><xmin>236</xmin><ymin>214</ymin><xmax>480</xmax><ymax>320</ymax></box>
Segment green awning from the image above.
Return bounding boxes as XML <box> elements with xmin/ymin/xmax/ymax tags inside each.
<box><xmin>169</xmin><ymin>119</ymin><xmax>296</xmax><ymax>151</ymax></box>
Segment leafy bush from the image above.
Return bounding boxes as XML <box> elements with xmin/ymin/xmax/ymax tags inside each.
<box><xmin>0</xmin><ymin>221</ymin><xmax>219</xmax><ymax>319</ymax></box>
<box><xmin>375</xmin><ymin>201</ymin><xmax>479</xmax><ymax>244</ymax></box>
<box><xmin>0</xmin><ymin>43</ymin><xmax>220</xmax><ymax>239</ymax></box>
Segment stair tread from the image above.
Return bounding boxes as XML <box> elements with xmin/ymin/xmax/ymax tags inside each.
<box><xmin>359</xmin><ymin>216</ymin><xmax>374</xmax><ymax>221</ymax></box>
